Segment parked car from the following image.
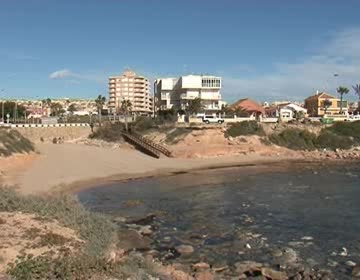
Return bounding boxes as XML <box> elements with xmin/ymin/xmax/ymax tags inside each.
<box><xmin>202</xmin><ymin>115</ymin><xmax>224</xmax><ymax>124</ymax></box>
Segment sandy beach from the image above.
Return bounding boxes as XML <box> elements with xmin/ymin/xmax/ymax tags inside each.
<box><xmin>1</xmin><ymin>142</ymin><xmax>299</xmax><ymax>195</ymax></box>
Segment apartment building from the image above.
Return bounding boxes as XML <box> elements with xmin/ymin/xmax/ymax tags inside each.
<box><xmin>154</xmin><ymin>75</ymin><xmax>226</xmax><ymax>113</ymax></box>
<box><xmin>108</xmin><ymin>70</ymin><xmax>152</xmax><ymax>115</ymax></box>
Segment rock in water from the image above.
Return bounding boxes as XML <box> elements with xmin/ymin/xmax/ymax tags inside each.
<box><xmin>352</xmin><ymin>266</ymin><xmax>360</xmax><ymax>278</ymax></box>
<box><xmin>126</xmin><ymin>213</ymin><xmax>156</xmax><ymax>225</ymax></box>
<box><xmin>261</xmin><ymin>267</ymin><xmax>287</xmax><ymax>280</ymax></box>
<box><xmin>117</xmin><ymin>229</ymin><xmax>151</xmax><ymax>251</ymax></box>
<box><xmin>195</xmin><ymin>271</ymin><xmax>214</xmax><ymax>280</ymax></box>
<box><xmin>346</xmin><ymin>260</ymin><xmax>356</xmax><ymax>267</ymax></box>
<box><xmin>234</xmin><ymin>261</ymin><xmax>262</xmax><ymax>275</ymax></box>
<box><xmin>175</xmin><ymin>245</ymin><xmax>194</xmax><ymax>255</ymax></box>
<box><xmin>192</xmin><ymin>262</ymin><xmax>210</xmax><ymax>271</ymax></box>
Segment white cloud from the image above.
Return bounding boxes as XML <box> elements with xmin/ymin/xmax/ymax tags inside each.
<box><xmin>49</xmin><ymin>69</ymin><xmax>74</xmax><ymax>79</ymax></box>
<box><xmin>222</xmin><ymin>28</ymin><xmax>360</xmax><ymax>103</ymax></box>
<box><xmin>49</xmin><ymin>69</ymin><xmax>106</xmax><ymax>83</ymax></box>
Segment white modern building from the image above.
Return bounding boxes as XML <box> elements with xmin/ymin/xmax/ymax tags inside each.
<box><xmin>108</xmin><ymin>70</ymin><xmax>153</xmax><ymax>115</ymax></box>
<box><xmin>154</xmin><ymin>75</ymin><xmax>226</xmax><ymax>113</ymax></box>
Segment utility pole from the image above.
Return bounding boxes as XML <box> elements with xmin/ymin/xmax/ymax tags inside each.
<box><xmin>0</xmin><ymin>89</ymin><xmax>4</xmax><ymax>122</ymax></box>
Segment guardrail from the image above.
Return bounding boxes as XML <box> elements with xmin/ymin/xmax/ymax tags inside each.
<box><xmin>0</xmin><ymin>123</ymin><xmax>90</xmax><ymax>128</ymax></box>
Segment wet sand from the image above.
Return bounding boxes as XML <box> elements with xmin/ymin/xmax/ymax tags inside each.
<box><xmin>2</xmin><ymin>142</ymin><xmax>302</xmax><ymax>195</ymax></box>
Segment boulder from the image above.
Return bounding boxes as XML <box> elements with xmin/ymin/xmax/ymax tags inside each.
<box><xmin>126</xmin><ymin>213</ymin><xmax>156</xmax><ymax>225</ymax></box>
<box><xmin>261</xmin><ymin>267</ymin><xmax>287</xmax><ymax>280</ymax></box>
<box><xmin>346</xmin><ymin>260</ymin><xmax>356</xmax><ymax>267</ymax></box>
<box><xmin>192</xmin><ymin>262</ymin><xmax>210</xmax><ymax>271</ymax></box>
<box><xmin>195</xmin><ymin>271</ymin><xmax>214</xmax><ymax>280</ymax></box>
<box><xmin>352</xmin><ymin>266</ymin><xmax>360</xmax><ymax>278</ymax></box>
<box><xmin>175</xmin><ymin>245</ymin><xmax>194</xmax><ymax>255</ymax></box>
<box><xmin>116</xmin><ymin>229</ymin><xmax>151</xmax><ymax>251</ymax></box>
<box><xmin>139</xmin><ymin>225</ymin><xmax>153</xmax><ymax>236</ymax></box>
<box><xmin>234</xmin><ymin>261</ymin><xmax>262</xmax><ymax>275</ymax></box>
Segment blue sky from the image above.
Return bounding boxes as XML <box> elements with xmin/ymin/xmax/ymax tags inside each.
<box><xmin>1</xmin><ymin>0</ymin><xmax>360</xmax><ymax>102</ymax></box>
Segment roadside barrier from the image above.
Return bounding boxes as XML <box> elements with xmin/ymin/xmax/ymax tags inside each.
<box><xmin>2</xmin><ymin>123</ymin><xmax>90</xmax><ymax>128</ymax></box>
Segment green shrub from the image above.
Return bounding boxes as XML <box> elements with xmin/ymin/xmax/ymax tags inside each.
<box><xmin>8</xmin><ymin>252</ymin><xmax>156</xmax><ymax>280</ymax></box>
<box><xmin>0</xmin><ymin>188</ymin><xmax>113</xmax><ymax>256</ymax></box>
<box><xmin>269</xmin><ymin>127</ymin><xmax>356</xmax><ymax>151</ymax></box>
<box><xmin>1</xmin><ymin>188</ymin><xmax>158</xmax><ymax>279</ymax></box>
<box><xmin>156</xmin><ymin>109</ymin><xmax>178</xmax><ymax>124</ymax></box>
<box><xmin>269</xmin><ymin>128</ymin><xmax>317</xmax><ymax>150</ymax></box>
<box><xmin>326</xmin><ymin>121</ymin><xmax>360</xmax><ymax>141</ymax></box>
<box><xmin>0</xmin><ymin>129</ymin><xmax>35</xmax><ymax>157</ymax></box>
<box><xmin>89</xmin><ymin>123</ymin><xmax>125</xmax><ymax>142</ymax></box>
<box><xmin>315</xmin><ymin>130</ymin><xmax>354</xmax><ymax>150</ymax></box>
<box><xmin>133</xmin><ymin>116</ymin><xmax>156</xmax><ymax>132</ymax></box>
<box><xmin>225</xmin><ymin>121</ymin><xmax>265</xmax><ymax>137</ymax></box>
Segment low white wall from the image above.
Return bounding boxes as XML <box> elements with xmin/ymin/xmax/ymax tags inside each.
<box><xmin>5</xmin><ymin>123</ymin><xmax>89</xmax><ymax>128</ymax></box>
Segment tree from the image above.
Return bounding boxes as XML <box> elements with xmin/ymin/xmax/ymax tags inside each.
<box><xmin>234</xmin><ymin>107</ymin><xmax>250</xmax><ymax>117</ymax></box>
<box><xmin>220</xmin><ymin>104</ymin><xmax>234</xmax><ymax>117</ymax></box>
<box><xmin>353</xmin><ymin>84</ymin><xmax>360</xmax><ymax>109</ymax></box>
<box><xmin>294</xmin><ymin>111</ymin><xmax>305</xmax><ymax>121</ymax></box>
<box><xmin>67</xmin><ymin>104</ymin><xmax>77</xmax><ymax>114</ymax></box>
<box><xmin>187</xmin><ymin>98</ymin><xmax>203</xmax><ymax>115</ymax></box>
<box><xmin>121</xmin><ymin>99</ymin><xmax>132</xmax><ymax>132</ymax></box>
<box><xmin>42</xmin><ymin>98</ymin><xmax>52</xmax><ymax>107</ymax></box>
<box><xmin>323</xmin><ymin>99</ymin><xmax>332</xmax><ymax>115</ymax></box>
<box><xmin>0</xmin><ymin>101</ymin><xmax>26</xmax><ymax>120</ymax></box>
<box><xmin>95</xmin><ymin>95</ymin><xmax>106</xmax><ymax>126</ymax></box>
<box><xmin>336</xmin><ymin>86</ymin><xmax>349</xmax><ymax>114</ymax></box>
<box><xmin>50</xmin><ymin>102</ymin><xmax>64</xmax><ymax>117</ymax></box>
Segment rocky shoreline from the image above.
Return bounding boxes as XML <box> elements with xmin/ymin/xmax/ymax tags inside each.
<box><xmin>109</xmin><ymin>213</ymin><xmax>360</xmax><ymax>280</ymax></box>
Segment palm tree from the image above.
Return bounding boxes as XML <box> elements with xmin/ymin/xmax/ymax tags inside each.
<box><xmin>323</xmin><ymin>99</ymin><xmax>332</xmax><ymax>116</ymax></box>
<box><xmin>353</xmin><ymin>84</ymin><xmax>360</xmax><ymax>110</ymax></box>
<box><xmin>336</xmin><ymin>86</ymin><xmax>349</xmax><ymax>114</ymax></box>
<box><xmin>95</xmin><ymin>95</ymin><xmax>106</xmax><ymax>126</ymax></box>
<box><xmin>121</xmin><ymin>99</ymin><xmax>132</xmax><ymax>132</ymax></box>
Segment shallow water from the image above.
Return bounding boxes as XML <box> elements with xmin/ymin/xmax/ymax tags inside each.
<box><xmin>78</xmin><ymin>161</ymin><xmax>360</xmax><ymax>278</ymax></box>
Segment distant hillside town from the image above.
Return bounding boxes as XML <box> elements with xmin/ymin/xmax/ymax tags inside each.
<box><xmin>1</xmin><ymin>70</ymin><xmax>360</xmax><ymax>124</ymax></box>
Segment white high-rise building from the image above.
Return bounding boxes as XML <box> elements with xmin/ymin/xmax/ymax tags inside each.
<box><xmin>108</xmin><ymin>70</ymin><xmax>152</xmax><ymax>115</ymax></box>
<box><xmin>154</xmin><ymin>75</ymin><xmax>226</xmax><ymax>113</ymax></box>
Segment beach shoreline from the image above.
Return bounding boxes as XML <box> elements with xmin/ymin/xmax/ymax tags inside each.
<box><xmin>1</xmin><ymin>141</ymin><xmax>358</xmax><ymax>196</ymax></box>
<box><xmin>0</xmin><ymin>142</ymin><xmax>302</xmax><ymax>195</ymax></box>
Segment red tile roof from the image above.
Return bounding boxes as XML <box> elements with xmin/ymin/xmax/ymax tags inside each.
<box><xmin>230</xmin><ymin>98</ymin><xmax>265</xmax><ymax>114</ymax></box>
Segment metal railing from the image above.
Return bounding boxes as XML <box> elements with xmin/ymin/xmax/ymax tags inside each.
<box><xmin>122</xmin><ymin>131</ymin><xmax>172</xmax><ymax>158</ymax></box>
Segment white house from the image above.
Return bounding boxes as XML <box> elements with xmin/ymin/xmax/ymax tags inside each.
<box><xmin>154</xmin><ymin>75</ymin><xmax>226</xmax><ymax>113</ymax></box>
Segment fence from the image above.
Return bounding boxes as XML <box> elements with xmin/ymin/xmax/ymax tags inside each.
<box><xmin>0</xmin><ymin>123</ymin><xmax>89</xmax><ymax>128</ymax></box>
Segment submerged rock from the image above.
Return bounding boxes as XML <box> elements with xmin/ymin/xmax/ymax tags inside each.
<box><xmin>176</xmin><ymin>245</ymin><xmax>194</xmax><ymax>255</ymax></box>
<box><xmin>234</xmin><ymin>261</ymin><xmax>262</xmax><ymax>275</ymax></box>
<box><xmin>126</xmin><ymin>213</ymin><xmax>156</xmax><ymax>225</ymax></box>
<box><xmin>117</xmin><ymin>229</ymin><xmax>151</xmax><ymax>251</ymax></box>
<box><xmin>261</xmin><ymin>267</ymin><xmax>287</xmax><ymax>280</ymax></box>
<box><xmin>352</xmin><ymin>265</ymin><xmax>360</xmax><ymax>278</ymax></box>
<box><xmin>346</xmin><ymin>260</ymin><xmax>357</xmax><ymax>267</ymax></box>
<box><xmin>192</xmin><ymin>262</ymin><xmax>210</xmax><ymax>271</ymax></box>
<box><xmin>194</xmin><ymin>271</ymin><xmax>214</xmax><ymax>280</ymax></box>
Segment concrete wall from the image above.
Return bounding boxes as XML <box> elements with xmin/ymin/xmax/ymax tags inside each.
<box><xmin>14</xmin><ymin>126</ymin><xmax>91</xmax><ymax>143</ymax></box>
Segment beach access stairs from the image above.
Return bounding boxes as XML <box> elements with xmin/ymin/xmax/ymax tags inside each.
<box><xmin>121</xmin><ymin>131</ymin><xmax>172</xmax><ymax>158</ymax></box>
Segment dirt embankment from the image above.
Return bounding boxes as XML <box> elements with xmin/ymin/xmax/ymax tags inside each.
<box><xmin>145</xmin><ymin>127</ymin><xmax>298</xmax><ymax>159</ymax></box>
<box><xmin>145</xmin><ymin>124</ymin><xmax>360</xmax><ymax>161</ymax></box>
